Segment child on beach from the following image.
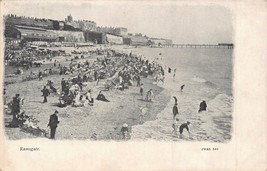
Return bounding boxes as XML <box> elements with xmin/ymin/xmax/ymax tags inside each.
<box><xmin>173</xmin><ymin>68</ymin><xmax>176</xmax><ymax>80</ymax></box>
<box><xmin>85</xmin><ymin>89</ymin><xmax>94</xmax><ymax>106</ymax></box>
<box><xmin>140</xmin><ymin>83</ymin><xmax>144</xmax><ymax>96</ymax></box>
<box><xmin>172</xmin><ymin>118</ymin><xmax>179</xmax><ymax>135</ymax></box>
<box><xmin>146</xmin><ymin>89</ymin><xmax>154</xmax><ymax>102</ymax></box>
<box><xmin>180</xmin><ymin>84</ymin><xmax>185</xmax><ymax>94</ymax></box>
<box><xmin>139</xmin><ymin>106</ymin><xmax>147</xmax><ymax>124</ymax></box>
<box><xmin>179</xmin><ymin>121</ymin><xmax>191</xmax><ymax>138</ymax></box>
<box><xmin>121</xmin><ymin>123</ymin><xmax>129</xmax><ymax>140</ymax></box>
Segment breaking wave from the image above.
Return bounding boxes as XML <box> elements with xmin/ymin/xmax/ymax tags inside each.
<box><xmin>131</xmin><ymin>74</ymin><xmax>233</xmax><ymax>142</ymax></box>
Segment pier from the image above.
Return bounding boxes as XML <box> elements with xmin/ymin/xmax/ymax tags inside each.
<box><xmin>161</xmin><ymin>43</ymin><xmax>234</xmax><ymax>49</ymax></box>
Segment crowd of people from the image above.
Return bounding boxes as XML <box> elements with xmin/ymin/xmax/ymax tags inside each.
<box><xmin>5</xmin><ymin>45</ymin><xmax>169</xmax><ymax>140</ymax></box>
<box><xmin>5</xmin><ymin>47</ymin><xmax>62</xmax><ymax>68</ymax></box>
<box><xmin>5</xmin><ymin>43</ymin><xmax>211</xmax><ymax>140</ymax></box>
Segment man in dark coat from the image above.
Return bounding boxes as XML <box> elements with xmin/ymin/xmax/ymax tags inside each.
<box><xmin>41</xmin><ymin>86</ymin><xmax>50</xmax><ymax>103</ymax></box>
<box><xmin>11</xmin><ymin>94</ymin><xmax>21</xmax><ymax>120</ymax></box>
<box><xmin>198</xmin><ymin>100</ymin><xmax>207</xmax><ymax>113</ymax></box>
<box><xmin>48</xmin><ymin>110</ymin><xmax>60</xmax><ymax>139</ymax></box>
<box><xmin>173</xmin><ymin>103</ymin><xmax>179</xmax><ymax>119</ymax></box>
<box><xmin>61</xmin><ymin>78</ymin><xmax>66</xmax><ymax>92</ymax></box>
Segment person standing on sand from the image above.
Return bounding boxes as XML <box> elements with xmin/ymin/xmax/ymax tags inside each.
<box><xmin>180</xmin><ymin>85</ymin><xmax>185</xmax><ymax>94</ymax></box>
<box><xmin>136</xmin><ymin>75</ymin><xmax>141</xmax><ymax>87</ymax></box>
<box><xmin>94</xmin><ymin>70</ymin><xmax>98</xmax><ymax>81</ymax></box>
<box><xmin>4</xmin><ymin>88</ymin><xmax>6</xmax><ymax>105</ymax></box>
<box><xmin>61</xmin><ymin>78</ymin><xmax>66</xmax><ymax>92</ymax></box>
<box><xmin>47</xmin><ymin>110</ymin><xmax>60</xmax><ymax>139</ymax></box>
<box><xmin>140</xmin><ymin>83</ymin><xmax>144</xmax><ymax>96</ymax></box>
<box><xmin>173</xmin><ymin>96</ymin><xmax>178</xmax><ymax>104</ymax></box>
<box><xmin>38</xmin><ymin>70</ymin><xmax>43</xmax><ymax>81</ymax></box>
<box><xmin>41</xmin><ymin>86</ymin><xmax>50</xmax><ymax>103</ymax></box>
<box><xmin>139</xmin><ymin>106</ymin><xmax>146</xmax><ymax>124</ymax></box>
<box><xmin>173</xmin><ymin>103</ymin><xmax>179</xmax><ymax>119</ymax></box>
<box><xmin>172</xmin><ymin>118</ymin><xmax>179</xmax><ymax>135</ymax></box>
<box><xmin>146</xmin><ymin>89</ymin><xmax>154</xmax><ymax>102</ymax></box>
<box><xmin>11</xmin><ymin>94</ymin><xmax>21</xmax><ymax>120</ymax></box>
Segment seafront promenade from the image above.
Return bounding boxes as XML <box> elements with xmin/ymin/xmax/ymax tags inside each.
<box><xmin>161</xmin><ymin>43</ymin><xmax>234</xmax><ymax>49</ymax></box>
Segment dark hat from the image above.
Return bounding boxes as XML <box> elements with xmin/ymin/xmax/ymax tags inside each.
<box><xmin>16</xmin><ymin>94</ymin><xmax>20</xmax><ymax>97</ymax></box>
<box><xmin>187</xmin><ymin>121</ymin><xmax>190</xmax><ymax>124</ymax></box>
<box><xmin>55</xmin><ymin>110</ymin><xmax>59</xmax><ymax>114</ymax></box>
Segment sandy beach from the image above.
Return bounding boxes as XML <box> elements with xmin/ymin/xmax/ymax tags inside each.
<box><xmin>4</xmin><ymin>46</ymin><xmax>171</xmax><ymax>140</ymax></box>
<box><xmin>4</xmin><ymin>45</ymin><xmax>232</xmax><ymax>142</ymax></box>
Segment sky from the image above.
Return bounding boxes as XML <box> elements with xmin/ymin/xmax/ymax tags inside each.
<box><xmin>2</xmin><ymin>1</ymin><xmax>233</xmax><ymax>44</ymax></box>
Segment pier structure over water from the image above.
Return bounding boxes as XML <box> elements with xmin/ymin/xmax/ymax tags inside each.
<box><xmin>162</xmin><ymin>43</ymin><xmax>234</xmax><ymax>49</ymax></box>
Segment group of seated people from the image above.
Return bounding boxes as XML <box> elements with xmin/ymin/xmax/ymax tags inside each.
<box><xmin>58</xmin><ymin>88</ymin><xmax>110</xmax><ymax>108</ymax></box>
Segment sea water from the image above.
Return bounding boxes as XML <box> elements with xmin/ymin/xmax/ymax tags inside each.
<box><xmin>130</xmin><ymin>47</ymin><xmax>233</xmax><ymax>142</ymax></box>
